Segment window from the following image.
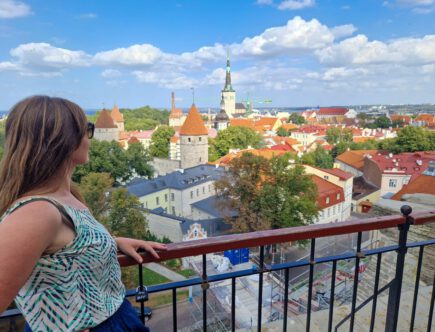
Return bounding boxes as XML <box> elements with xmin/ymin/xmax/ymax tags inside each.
<box><xmin>324</xmin><ymin>175</ymin><xmax>329</xmax><ymax>180</ymax></box>
<box><xmin>171</xmin><ymin>193</ymin><xmax>175</xmax><ymax>201</ymax></box>
<box><xmin>337</xmin><ymin>193</ymin><xmax>340</xmax><ymax>200</ymax></box>
<box><xmin>389</xmin><ymin>179</ymin><xmax>397</xmax><ymax>188</ymax></box>
<box><xmin>165</xmin><ymin>194</ymin><xmax>168</xmax><ymax>202</ymax></box>
<box><xmin>156</xmin><ymin>197</ymin><xmax>159</xmax><ymax>205</ymax></box>
<box><xmin>190</xmin><ymin>191</ymin><xmax>193</xmax><ymax>198</ymax></box>
<box><xmin>199</xmin><ymin>137</ymin><xmax>202</xmax><ymax>142</ymax></box>
<box><xmin>172</xmin><ymin>207</ymin><xmax>176</xmax><ymax>215</ymax></box>
<box><xmin>196</xmin><ymin>188</ymin><xmax>199</xmax><ymax>196</ymax></box>
<box><xmin>203</xmin><ymin>187</ymin><xmax>205</xmax><ymax>194</ymax></box>
<box><xmin>188</xmin><ymin>137</ymin><xmax>191</xmax><ymax>143</ymax></box>
<box><xmin>326</xmin><ymin>196</ymin><xmax>330</xmax><ymax>204</ymax></box>
<box><xmin>327</xmin><ymin>208</ymin><xmax>330</xmax><ymax>218</ymax></box>
<box><xmin>333</xmin><ymin>205</ymin><xmax>336</xmax><ymax>215</ymax></box>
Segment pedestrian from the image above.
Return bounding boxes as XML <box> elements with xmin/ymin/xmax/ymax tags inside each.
<box><xmin>0</xmin><ymin>96</ymin><xmax>167</xmax><ymax>331</ymax></box>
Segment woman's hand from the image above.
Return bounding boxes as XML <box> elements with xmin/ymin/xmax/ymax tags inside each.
<box><xmin>115</xmin><ymin>237</ymin><xmax>167</xmax><ymax>264</ymax></box>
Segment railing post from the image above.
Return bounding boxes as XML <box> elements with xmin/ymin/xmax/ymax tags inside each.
<box><xmin>385</xmin><ymin>205</ymin><xmax>413</xmax><ymax>332</ymax></box>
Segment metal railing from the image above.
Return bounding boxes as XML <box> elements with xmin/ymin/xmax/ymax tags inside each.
<box><xmin>1</xmin><ymin>206</ymin><xmax>434</xmax><ymax>331</ymax></box>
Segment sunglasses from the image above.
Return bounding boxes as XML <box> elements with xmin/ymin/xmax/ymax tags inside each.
<box><xmin>87</xmin><ymin>122</ymin><xmax>95</xmax><ymax>139</ymax></box>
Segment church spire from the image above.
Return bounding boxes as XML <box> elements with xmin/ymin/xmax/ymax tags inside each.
<box><xmin>223</xmin><ymin>51</ymin><xmax>234</xmax><ymax>92</ymax></box>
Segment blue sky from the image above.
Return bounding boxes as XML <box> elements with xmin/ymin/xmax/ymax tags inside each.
<box><xmin>0</xmin><ymin>0</ymin><xmax>435</xmax><ymax>110</ymax></box>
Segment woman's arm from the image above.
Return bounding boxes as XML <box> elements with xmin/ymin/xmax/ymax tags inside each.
<box><xmin>0</xmin><ymin>202</ymin><xmax>63</xmax><ymax>313</ymax></box>
<box><xmin>115</xmin><ymin>237</ymin><xmax>167</xmax><ymax>263</ymax></box>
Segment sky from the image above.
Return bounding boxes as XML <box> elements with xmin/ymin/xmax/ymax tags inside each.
<box><xmin>0</xmin><ymin>0</ymin><xmax>435</xmax><ymax>110</ymax></box>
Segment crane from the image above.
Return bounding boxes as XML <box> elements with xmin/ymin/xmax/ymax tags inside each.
<box><xmin>242</xmin><ymin>93</ymin><xmax>272</xmax><ymax>114</ymax></box>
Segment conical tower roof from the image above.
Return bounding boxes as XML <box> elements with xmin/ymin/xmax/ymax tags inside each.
<box><xmin>111</xmin><ymin>104</ymin><xmax>124</xmax><ymax>122</ymax></box>
<box><xmin>179</xmin><ymin>104</ymin><xmax>208</xmax><ymax>136</ymax></box>
<box><xmin>96</xmin><ymin>109</ymin><xmax>117</xmax><ymax>128</ymax></box>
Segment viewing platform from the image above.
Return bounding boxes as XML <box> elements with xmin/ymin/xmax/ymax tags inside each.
<box><xmin>1</xmin><ymin>206</ymin><xmax>434</xmax><ymax>331</ymax></box>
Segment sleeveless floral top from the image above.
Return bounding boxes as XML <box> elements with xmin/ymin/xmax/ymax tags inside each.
<box><xmin>1</xmin><ymin>197</ymin><xmax>125</xmax><ymax>332</ymax></box>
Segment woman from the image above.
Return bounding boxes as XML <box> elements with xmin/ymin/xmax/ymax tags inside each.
<box><xmin>0</xmin><ymin>96</ymin><xmax>166</xmax><ymax>331</ymax></box>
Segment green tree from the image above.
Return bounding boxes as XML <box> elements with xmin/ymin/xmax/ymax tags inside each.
<box><xmin>301</xmin><ymin>146</ymin><xmax>334</xmax><ymax>168</ymax></box>
<box><xmin>105</xmin><ymin>188</ymin><xmax>148</xmax><ymax>239</ymax></box>
<box><xmin>122</xmin><ymin>106</ymin><xmax>170</xmax><ymax>131</ymax></box>
<box><xmin>149</xmin><ymin>125</ymin><xmax>175</xmax><ymax>158</ymax></box>
<box><xmin>211</xmin><ymin>126</ymin><xmax>263</xmax><ymax>158</ymax></box>
<box><xmin>208</xmin><ymin>138</ymin><xmax>221</xmax><ymax>162</ymax></box>
<box><xmin>326</xmin><ymin>127</ymin><xmax>353</xmax><ymax>144</ymax></box>
<box><xmin>125</xmin><ymin>142</ymin><xmax>154</xmax><ymax>178</ymax></box>
<box><xmin>390</xmin><ymin>126</ymin><xmax>434</xmax><ymax>153</ymax></box>
<box><xmin>368</xmin><ymin>116</ymin><xmax>391</xmax><ymax>129</ymax></box>
<box><xmin>277</xmin><ymin>126</ymin><xmax>290</xmax><ymax>137</ymax></box>
<box><xmin>79</xmin><ymin>172</ymin><xmax>114</xmax><ymax>220</ymax></box>
<box><xmin>73</xmin><ymin>140</ymin><xmax>130</xmax><ymax>183</ymax></box>
<box><xmin>215</xmin><ymin>153</ymin><xmax>318</xmax><ymax>232</ymax></box>
<box><xmin>289</xmin><ymin>113</ymin><xmax>306</xmax><ymax>125</ymax></box>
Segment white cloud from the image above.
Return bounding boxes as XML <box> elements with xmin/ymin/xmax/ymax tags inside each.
<box><xmin>132</xmin><ymin>70</ymin><xmax>197</xmax><ymax>89</ymax></box>
<box><xmin>230</xmin><ymin>17</ymin><xmax>354</xmax><ymax>58</ymax></box>
<box><xmin>10</xmin><ymin>43</ymin><xmax>91</xmax><ymax>68</ymax></box>
<box><xmin>277</xmin><ymin>0</ymin><xmax>315</xmax><ymax>10</ymax></box>
<box><xmin>94</xmin><ymin>44</ymin><xmax>163</xmax><ymax>66</ymax></box>
<box><xmin>330</xmin><ymin>24</ymin><xmax>357</xmax><ymax>39</ymax></box>
<box><xmin>256</xmin><ymin>0</ymin><xmax>274</xmax><ymax>4</ymax></box>
<box><xmin>0</xmin><ymin>0</ymin><xmax>32</xmax><ymax>19</ymax></box>
<box><xmin>101</xmin><ymin>69</ymin><xmax>121</xmax><ymax>78</ymax></box>
<box><xmin>390</xmin><ymin>0</ymin><xmax>435</xmax><ymax>13</ymax></box>
<box><xmin>322</xmin><ymin>67</ymin><xmax>368</xmax><ymax>81</ymax></box>
<box><xmin>316</xmin><ymin>34</ymin><xmax>435</xmax><ymax>66</ymax></box>
<box><xmin>0</xmin><ymin>61</ymin><xmax>20</xmax><ymax>71</ymax></box>
<box><xmin>0</xmin><ymin>42</ymin><xmax>90</xmax><ymax>76</ymax></box>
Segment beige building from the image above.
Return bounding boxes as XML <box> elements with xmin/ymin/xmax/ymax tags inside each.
<box><xmin>169</xmin><ymin>92</ymin><xmax>186</xmax><ymax>128</ymax></box>
<box><xmin>304</xmin><ymin>165</ymin><xmax>353</xmax><ymax>223</ymax></box>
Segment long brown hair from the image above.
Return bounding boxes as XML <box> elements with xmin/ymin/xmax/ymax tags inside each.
<box><xmin>0</xmin><ymin>96</ymin><xmax>87</xmax><ymax>215</ymax></box>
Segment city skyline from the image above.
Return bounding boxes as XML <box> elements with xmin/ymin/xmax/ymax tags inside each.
<box><xmin>0</xmin><ymin>0</ymin><xmax>435</xmax><ymax>109</ymax></box>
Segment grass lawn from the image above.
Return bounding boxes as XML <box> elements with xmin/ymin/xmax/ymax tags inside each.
<box><xmin>143</xmin><ymin>267</ymin><xmax>171</xmax><ymax>285</ymax></box>
<box><xmin>177</xmin><ymin>269</ymin><xmax>196</xmax><ymax>278</ymax></box>
<box><xmin>147</xmin><ymin>290</ymin><xmax>189</xmax><ymax>307</ymax></box>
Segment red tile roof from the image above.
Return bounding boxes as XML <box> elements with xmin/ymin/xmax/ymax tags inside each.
<box><xmin>415</xmin><ymin>114</ymin><xmax>435</xmax><ymax>125</ymax></box>
<box><xmin>318</xmin><ymin>107</ymin><xmax>348</xmax><ymax>116</ymax></box>
<box><xmin>336</xmin><ymin>150</ymin><xmax>381</xmax><ymax>171</ymax></box>
<box><xmin>128</xmin><ymin>136</ymin><xmax>140</xmax><ymax>144</ymax></box>
<box><xmin>312</xmin><ymin>175</ymin><xmax>345</xmax><ymax>209</ymax></box>
<box><xmin>391</xmin><ymin>174</ymin><xmax>435</xmax><ymax>200</ymax></box>
<box><xmin>96</xmin><ymin>109</ymin><xmax>117</xmax><ymax>129</ymax></box>
<box><xmin>270</xmin><ymin>144</ymin><xmax>295</xmax><ymax>152</ymax></box>
<box><xmin>111</xmin><ymin>104</ymin><xmax>124</xmax><ymax>122</ymax></box>
<box><xmin>179</xmin><ymin>104</ymin><xmax>208</xmax><ymax>136</ymax></box>
<box><xmin>369</xmin><ymin>151</ymin><xmax>435</xmax><ymax>181</ymax></box>
<box><xmin>390</xmin><ymin>115</ymin><xmax>411</xmax><ymax>124</ymax></box>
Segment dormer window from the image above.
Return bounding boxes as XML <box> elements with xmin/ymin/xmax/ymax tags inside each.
<box><xmin>188</xmin><ymin>137</ymin><xmax>191</xmax><ymax>143</ymax></box>
<box><xmin>326</xmin><ymin>197</ymin><xmax>330</xmax><ymax>204</ymax></box>
<box><xmin>199</xmin><ymin>137</ymin><xmax>202</xmax><ymax>141</ymax></box>
<box><xmin>337</xmin><ymin>193</ymin><xmax>340</xmax><ymax>200</ymax></box>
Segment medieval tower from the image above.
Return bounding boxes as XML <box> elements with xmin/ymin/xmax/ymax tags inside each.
<box><xmin>179</xmin><ymin>104</ymin><xmax>208</xmax><ymax>169</ymax></box>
